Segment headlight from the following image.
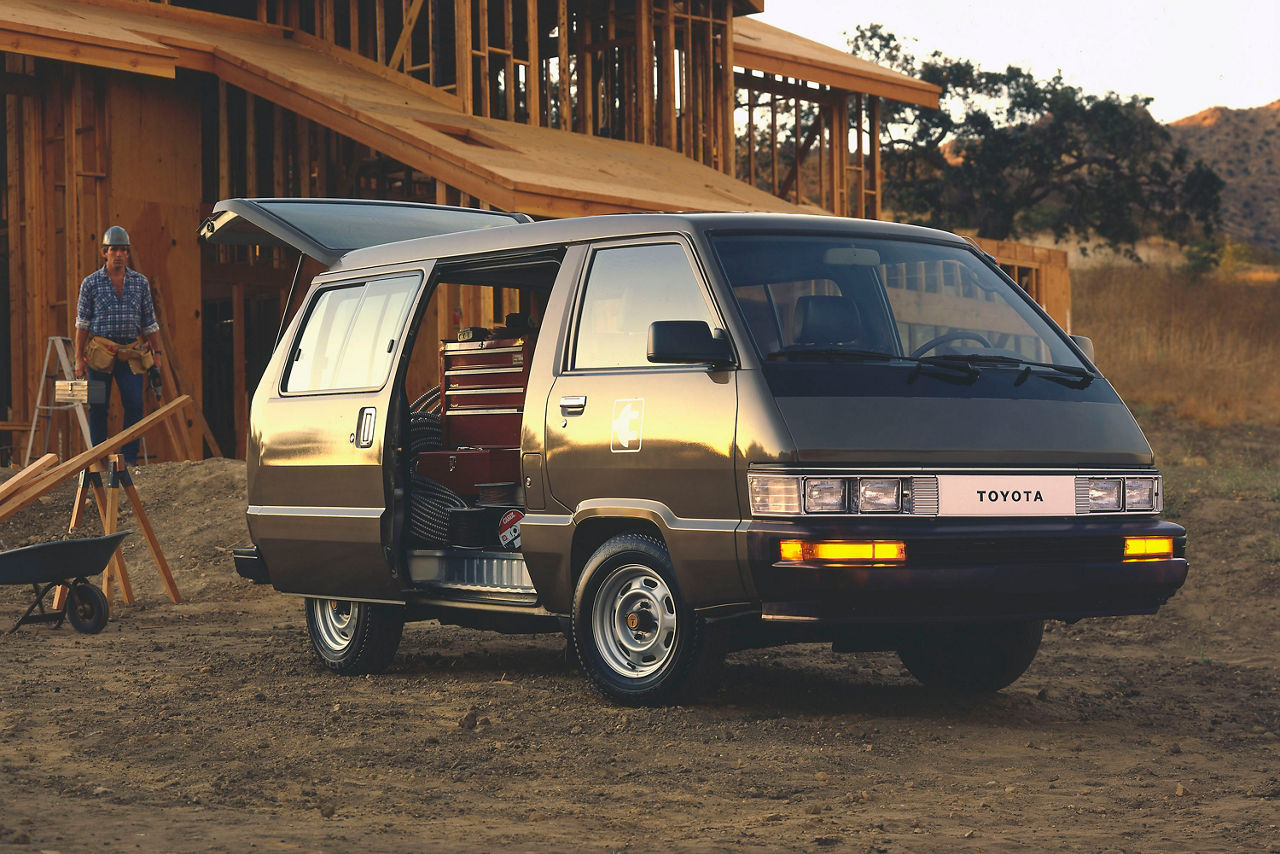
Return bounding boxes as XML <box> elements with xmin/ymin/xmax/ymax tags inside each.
<box><xmin>1088</xmin><ymin>478</ymin><xmax>1123</xmax><ymax>512</ymax></box>
<box><xmin>804</xmin><ymin>478</ymin><xmax>846</xmax><ymax>513</ymax></box>
<box><xmin>749</xmin><ymin>475</ymin><xmax>802</xmax><ymax>515</ymax></box>
<box><xmin>1086</xmin><ymin>476</ymin><xmax>1160</xmax><ymax>512</ymax></box>
<box><xmin>857</xmin><ymin>478</ymin><xmax>902</xmax><ymax>513</ymax></box>
<box><xmin>1124</xmin><ymin>477</ymin><xmax>1157</xmax><ymax>511</ymax></box>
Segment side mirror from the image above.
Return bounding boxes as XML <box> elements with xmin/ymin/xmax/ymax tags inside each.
<box><xmin>648</xmin><ymin>321</ymin><xmax>734</xmax><ymax>367</ymax></box>
<box><xmin>1070</xmin><ymin>334</ymin><xmax>1096</xmax><ymax>364</ymax></box>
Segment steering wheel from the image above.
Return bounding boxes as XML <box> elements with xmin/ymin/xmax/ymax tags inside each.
<box><xmin>909</xmin><ymin>331</ymin><xmax>994</xmax><ymax>359</ymax></box>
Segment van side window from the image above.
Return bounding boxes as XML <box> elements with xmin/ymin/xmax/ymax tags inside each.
<box><xmin>573</xmin><ymin>243</ymin><xmax>715</xmax><ymax>369</ymax></box>
<box><xmin>285</xmin><ymin>273</ymin><xmax>421</xmax><ymax>393</ymax></box>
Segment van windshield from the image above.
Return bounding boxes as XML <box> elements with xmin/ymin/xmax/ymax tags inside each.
<box><xmin>711</xmin><ymin>234</ymin><xmax>1084</xmax><ymax>371</ymax></box>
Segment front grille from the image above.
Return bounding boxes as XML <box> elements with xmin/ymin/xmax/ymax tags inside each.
<box><xmin>909</xmin><ymin>476</ymin><xmax>939</xmax><ymax>515</ymax></box>
<box><xmin>906</xmin><ymin>536</ymin><xmax>1119</xmax><ymax>567</ymax></box>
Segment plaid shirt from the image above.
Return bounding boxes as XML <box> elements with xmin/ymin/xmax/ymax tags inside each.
<box><xmin>75</xmin><ymin>266</ymin><xmax>160</xmax><ymax>340</ymax></box>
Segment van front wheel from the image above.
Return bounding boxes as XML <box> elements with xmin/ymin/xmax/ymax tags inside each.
<box><xmin>572</xmin><ymin>534</ymin><xmax>721</xmax><ymax>706</ymax></box>
<box><xmin>897</xmin><ymin>620</ymin><xmax>1044</xmax><ymax>692</ymax></box>
<box><xmin>305</xmin><ymin>598</ymin><xmax>404</xmax><ymax>675</ymax></box>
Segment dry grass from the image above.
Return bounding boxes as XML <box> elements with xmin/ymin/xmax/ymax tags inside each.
<box><xmin>1072</xmin><ymin>265</ymin><xmax>1280</xmax><ymax>425</ymax></box>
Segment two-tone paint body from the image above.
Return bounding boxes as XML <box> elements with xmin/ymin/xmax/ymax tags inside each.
<box><xmin>222</xmin><ymin>204</ymin><xmax>1185</xmax><ymax>636</ymax></box>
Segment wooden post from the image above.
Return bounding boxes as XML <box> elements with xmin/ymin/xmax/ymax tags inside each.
<box><xmin>152</xmin><ymin>283</ymin><xmax>222</xmax><ymax>458</ymax></box>
<box><xmin>868</xmin><ymin>96</ymin><xmax>881</xmax><ymax>219</ymax></box>
<box><xmin>525</xmin><ymin>0</ymin><xmax>540</xmax><ymax>126</ymax></box>
<box><xmin>659</xmin><ymin>0</ymin><xmax>675</xmax><ymax>149</ymax></box>
<box><xmin>636</xmin><ymin>0</ymin><xmax>654</xmax><ymax>145</ymax></box>
<box><xmin>63</xmin><ymin>68</ymin><xmax>82</xmax><ymax>334</ymax></box>
<box><xmin>718</xmin><ymin>1</ymin><xmax>733</xmax><ymax>174</ymax></box>
<box><xmin>232</xmin><ymin>282</ymin><xmax>247</xmax><ymax>460</ymax></box>
<box><xmin>455</xmin><ymin>0</ymin><xmax>473</xmax><ymax>114</ymax></box>
<box><xmin>577</xmin><ymin>11</ymin><xmax>594</xmax><ymax>134</ymax></box>
<box><xmin>557</xmin><ymin>0</ymin><xmax>570</xmax><ymax>130</ymax></box>
<box><xmin>835</xmin><ymin>94</ymin><xmax>850</xmax><ymax>217</ymax></box>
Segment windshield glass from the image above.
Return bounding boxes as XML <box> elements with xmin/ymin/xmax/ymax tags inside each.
<box><xmin>711</xmin><ymin>234</ymin><xmax>1084</xmax><ymax>369</ymax></box>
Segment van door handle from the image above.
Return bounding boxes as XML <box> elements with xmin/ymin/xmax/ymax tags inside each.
<box><xmin>559</xmin><ymin>395</ymin><xmax>587</xmax><ymax>415</ymax></box>
<box><xmin>355</xmin><ymin>406</ymin><xmax>377</xmax><ymax>448</ymax></box>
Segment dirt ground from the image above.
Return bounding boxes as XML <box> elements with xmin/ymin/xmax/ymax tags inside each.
<box><xmin>1</xmin><ymin>410</ymin><xmax>1277</xmax><ymax>853</ymax></box>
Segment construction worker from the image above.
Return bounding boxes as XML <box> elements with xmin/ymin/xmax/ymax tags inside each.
<box><xmin>73</xmin><ymin>225</ymin><xmax>164</xmax><ymax>466</ymax></box>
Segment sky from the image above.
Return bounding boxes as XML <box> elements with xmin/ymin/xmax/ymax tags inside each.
<box><xmin>755</xmin><ymin>0</ymin><xmax>1280</xmax><ymax>124</ymax></box>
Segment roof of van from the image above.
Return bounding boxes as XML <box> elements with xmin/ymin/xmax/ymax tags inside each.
<box><xmin>329</xmin><ymin>212</ymin><xmax>973</xmax><ymax>276</ymax></box>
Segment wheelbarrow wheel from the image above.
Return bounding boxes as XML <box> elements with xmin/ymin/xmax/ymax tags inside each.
<box><xmin>65</xmin><ymin>582</ymin><xmax>109</xmax><ymax>635</ymax></box>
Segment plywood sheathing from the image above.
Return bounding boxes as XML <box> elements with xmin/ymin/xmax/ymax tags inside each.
<box><xmin>733</xmin><ymin>18</ymin><xmax>941</xmax><ymax>110</ymax></box>
<box><xmin>0</xmin><ymin>0</ymin><xmax>802</xmax><ymax>219</ymax></box>
<box><xmin>0</xmin><ymin>0</ymin><xmax>178</xmax><ymax>79</ymax></box>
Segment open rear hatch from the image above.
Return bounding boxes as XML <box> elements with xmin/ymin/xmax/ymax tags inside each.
<box><xmin>199</xmin><ymin>197</ymin><xmax>531</xmax><ymax>267</ymax></box>
<box><xmin>200</xmin><ymin>197</ymin><xmax>532</xmax><ymax>344</ymax></box>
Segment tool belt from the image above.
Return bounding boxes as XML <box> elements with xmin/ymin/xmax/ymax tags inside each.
<box><xmin>86</xmin><ymin>335</ymin><xmax>155</xmax><ymax>375</ymax></box>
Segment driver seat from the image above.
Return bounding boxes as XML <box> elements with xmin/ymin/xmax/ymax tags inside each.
<box><xmin>793</xmin><ymin>295</ymin><xmax>863</xmax><ymax>346</ymax></box>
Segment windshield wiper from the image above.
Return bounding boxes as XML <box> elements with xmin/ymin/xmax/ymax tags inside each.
<box><xmin>931</xmin><ymin>353</ymin><xmax>1094</xmax><ymax>386</ymax></box>
<box><xmin>767</xmin><ymin>347</ymin><xmax>981</xmax><ymax>380</ymax></box>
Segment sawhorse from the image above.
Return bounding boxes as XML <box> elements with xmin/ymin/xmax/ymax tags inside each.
<box><xmin>56</xmin><ymin>453</ymin><xmax>182</xmax><ymax>612</ymax></box>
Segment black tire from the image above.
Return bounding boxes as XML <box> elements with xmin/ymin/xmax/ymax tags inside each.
<box><xmin>897</xmin><ymin>620</ymin><xmax>1044</xmax><ymax>692</ymax></box>
<box><xmin>65</xmin><ymin>582</ymin><xmax>109</xmax><ymax>635</ymax></box>
<box><xmin>305</xmin><ymin>598</ymin><xmax>404</xmax><ymax>675</ymax></box>
<box><xmin>571</xmin><ymin>534</ymin><xmax>723</xmax><ymax>706</ymax></box>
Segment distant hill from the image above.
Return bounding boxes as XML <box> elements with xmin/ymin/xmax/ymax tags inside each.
<box><xmin>1168</xmin><ymin>99</ymin><xmax>1280</xmax><ymax>253</ymax></box>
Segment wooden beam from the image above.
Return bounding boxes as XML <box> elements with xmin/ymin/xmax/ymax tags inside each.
<box><xmin>0</xmin><ymin>395</ymin><xmax>193</xmax><ymax>522</ymax></box>
<box><xmin>0</xmin><ymin>28</ymin><xmax>177</xmax><ymax>79</ymax></box>
<box><xmin>0</xmin><ymin>454</ymin><xmax>57</xmax><ymax>505</ymax></box>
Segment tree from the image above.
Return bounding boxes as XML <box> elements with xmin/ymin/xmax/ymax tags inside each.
<box><xmin>847</xmin><ymin>25</ymin><xmax>1222</xmax><ymax>255</ymax></box>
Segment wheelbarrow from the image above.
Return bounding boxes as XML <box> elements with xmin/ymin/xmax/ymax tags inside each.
<box><xmin>2</xmin><ymin>531</ymin><xmax>131</xmax><ymax>635</ymax></box>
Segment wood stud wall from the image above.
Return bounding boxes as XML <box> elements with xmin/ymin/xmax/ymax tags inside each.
<box><xmin>735</xmin><ymin>75</ymin><xmax>883</xmax><ymax>219</ymax></box>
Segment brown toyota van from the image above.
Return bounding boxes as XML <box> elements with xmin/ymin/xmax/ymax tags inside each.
<box><xmin>204</xmin><ymin>199</ymin><xmax>1188</xmax><ymax>706</ymax></box>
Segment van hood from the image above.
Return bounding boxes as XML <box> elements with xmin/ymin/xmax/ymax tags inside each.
<box><xmin>765</xmin><ymin>367</ymin><xmax>1154</xmax><ymax>468</ymax></box>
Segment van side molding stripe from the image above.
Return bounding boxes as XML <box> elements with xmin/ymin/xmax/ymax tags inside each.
<box><xmin>248</xmin><ymin>505</ymin><xmax>383</xmax><ymax>519</ymax></box>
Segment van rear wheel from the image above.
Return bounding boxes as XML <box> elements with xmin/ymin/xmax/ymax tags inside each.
<box><xmin>897</xmin><ymin>620</ymin><xmax>1043</xmax><ymax>692</ymax></box>
<box><xmin>305</xmin><ymin>598</ymin><xmax>404</xmax><ymax>675</ymax></box>
<box><xmin>571</xmin><ymin>534</ymin><xmax>722</xmax><ymax>706</ymax></box>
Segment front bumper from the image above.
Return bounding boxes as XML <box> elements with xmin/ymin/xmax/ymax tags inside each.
<box><xmin>746</xmin><ymin>516</ymin><xmax>1188</xmax><ymax>624</ymax></box>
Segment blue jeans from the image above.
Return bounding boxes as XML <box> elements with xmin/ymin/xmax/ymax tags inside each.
<box><xmin>89</xmin><ymin>359</ymin><xmax>144</xmax><ymax>465</ymax></box>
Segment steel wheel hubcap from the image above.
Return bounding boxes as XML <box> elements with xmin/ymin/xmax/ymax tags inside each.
<box><xmin>593</xmin><ymin>564</ymin><xmax>678</xmax><ymax>679</ymax></box>
<box><xmin>311</xmin><ymin>599</ymin><xmax>355</xmax><ymax>652</ymax></box>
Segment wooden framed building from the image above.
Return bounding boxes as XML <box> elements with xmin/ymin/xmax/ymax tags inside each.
<box><xmin>1</xmin><ymin>0</ymin><xmax>1066</xmax><ymax>463</ymax></box>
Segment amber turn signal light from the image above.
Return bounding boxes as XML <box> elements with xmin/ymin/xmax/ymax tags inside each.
<box><xmin>779</xmin><ymin>539</ymin><xmax>906</xmax><ymax>564</ymax></box>
<box><xmin>1123</xmin><ymin>536</ymin><xmax>1173</xmax><ymax>560</ymax></box>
